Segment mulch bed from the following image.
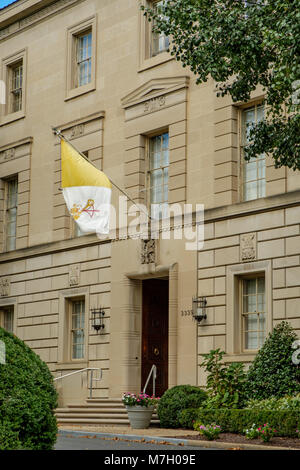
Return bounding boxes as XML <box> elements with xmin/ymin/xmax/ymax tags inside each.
<box><xmin>164</xmin><ymin>432</ymin><xmax>300</xmax><ymax>449</ymax></box>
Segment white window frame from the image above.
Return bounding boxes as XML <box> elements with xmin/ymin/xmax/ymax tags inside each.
<box><xmin>240</xmin><ymin>274</ymin><xmax>266</xmax><ymax>352</ymax></box>
<box><xmin>146</xmin><ymin>130</ymin><xmax>169</xmax><ymax>220</ymax></box>
<box><xmin>239</xmin><ymin>103</ymin><xmax>266</xmax><ymax>202</ymax></box>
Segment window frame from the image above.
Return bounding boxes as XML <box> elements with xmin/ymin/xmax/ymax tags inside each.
<box><xmin>65</xmin><ymin>16</ymin><xmax>97</xmax><ymax>101</ymax></box>
<box><xmin>139</xmin><ymin>1</ymin><xmax>172</xmax><ymax>72</ymax></box>
<box><xmin>146</xmin><ymin>130</ymin><xmax>169</xmax><ymax>220</ymax></box>
<box><xmin>70</xmin><ymin>297</ymin><xmax>86</xmax><ymax>361</ymax></box>
<box><xmin>4</xmin><ymin>176</ymin><xmax>18</xmax><ymax>253</ymax></box>
<box><xmin>226</xmin><ymin>260</ymin><xmax>272</xmax><ymax>358</ymax></box>
<box><xmin>239</xmin><ymin>273</ymin><xmax>266</xmax><ymax>352</ymax></box>
<box><xmin>0</xmin><ymin>48</ymin><xmax>27</xmax><ymax>126</ymax></box>
<box><xmin>239</xmin><ymin>102</ymin><xmax>266</xmax><ymax>202</ymax></box>
<box><xmin>0</xmin><ymin>305</ymin><xmax>15</xmax><ymax>334</ymax></box>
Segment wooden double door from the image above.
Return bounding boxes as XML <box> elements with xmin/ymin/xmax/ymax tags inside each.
<box><xmin>141</xmin><ymin>278</ymin><xmax>169</xmax><ymax>398</ymax></box>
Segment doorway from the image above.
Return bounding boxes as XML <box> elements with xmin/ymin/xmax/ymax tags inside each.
<box><xmin>141</xmin><ymin>278</ymin><xmax>169</xmax><ymax>398</ymax></box>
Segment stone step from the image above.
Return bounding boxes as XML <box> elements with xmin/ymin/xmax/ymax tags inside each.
<box><xmin>56</xmin><ymin>417</ymin><xmax>160</xmax><ymax>425</ymax></box>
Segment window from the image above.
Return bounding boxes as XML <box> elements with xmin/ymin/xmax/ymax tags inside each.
<box><xmin>147</xmin><ymin>132</ymin><xmax>169</xmax><ymax>219</ymax></box>
<box><xmin>240</xmin><ymin>104</ymin><xmax>266</xmax><ymax>201</ymax></box>
<box><xmin>9</xmin><ymin>61</ymin><xmax>23</xmax><ymax>113</ymax></box>
<box><xmin>75</xmin><ymin>30</ymin><xmax>92</xmax><ymax>88</ymax></box>
<box><xmin>0</xmin><ymin>306</ymin><xmax>14</xmax><ymax>333</ymax></box>
<box><xmin>241</xmin><ymin>276</ymin><xmax>266</xmax><ymax>350</ymax></box>
<box><xmin>150</xmin><ymin>1</ymin><xmax>170</xmax><ymax>57</ymax></box>
<box><xmin>1</xmin><ymin>49</ymin><xmax>26</xmax><ymax>125</ymax></box>
<box><xmin>5</xmin><ymin>177</ymin><xmax>18</xmax><ymax>252</ymax></box>
<box><xmin>70</xmin><ymin>299</ymin><xmax>85</xmax><ymax>360</ymax></box>
<box><xmin>66</xmin><ymin>16</ymin><xmax>96</xmax><ymax>100</ymax></box>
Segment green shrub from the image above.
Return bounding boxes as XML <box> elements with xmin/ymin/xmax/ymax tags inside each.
<box><xmin>178</xmin><ymin>408</ymin><xmax>199</xmax><ymax>429</ymax></box>
<box><xmin>0</xmin><ymin>328</ymin><xmax>58</xmax><ymax>450</ymax></box>
<box><xmin>157</xmin><ymin>385</ymin><xmax>207</xmax><ymax>428</ymax></box>
<box><xmin>200</xmin><ymin>349</ymin><xmax>247</xmax><ymax>408</ymax></box>
<box><xmin>194</xmin><ymin>408</ymin><xmax>300</xmax><ymax>437</ymax></box>
<box><xmin>246</xmin><ymin>321</ymin><xmax>300</xmax><ymax>400</ymax></box>
<box><xmin>246</xmin><ymin>394</ymin><xmax>300</xmax><ymax>411</ymax></box>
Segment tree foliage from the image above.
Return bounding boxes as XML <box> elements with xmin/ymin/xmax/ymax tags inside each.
<box><xmin>245</xmin><ymin>321</ymin><xmax>300</xmax><ymax>400</ymax></box>
<box><xmin>0</xmin><ymin>328</ymin><xmax>58</xmax><ymax>450</ymax></box>
<box><xmin>142</xmin><ymin>0</ymin><xmax>300</xmax><ymax>170</ymax></box>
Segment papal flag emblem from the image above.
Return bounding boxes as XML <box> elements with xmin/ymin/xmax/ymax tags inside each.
<box><xmin>61</xmin><ymin>139</ymin><xmax>112</xmax><ymax>235</ymax></box>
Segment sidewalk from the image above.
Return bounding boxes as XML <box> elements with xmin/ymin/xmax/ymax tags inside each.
<box><xmin>57</xmin><ymin>424</ymin><xmax>295</xmax><ymax>450</ymax></box>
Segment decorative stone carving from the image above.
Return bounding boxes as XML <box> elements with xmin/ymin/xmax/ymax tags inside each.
<box><xmin>69</xmin><ymin>264</ymin><xmax>80</xmax><ymax>286</ymax></box>
<box><xmin>143</xmin><ymin>96</ymin><xmax>166</xmax><ymax>113</ymax></box>
<box><xmin>240</xmin><ymin>233</ymin><xmax>257</xmax><ymax>261</ymax></box>
<box><xmin>70</xmin><ymin>124</ymin><xmax>84</xmax><ymax>138</ymax></box>
<box><xmin>4</xmin><ymin>148</ymin><xmax>16</xmax><ymax>160</ymax></box>
<box><xmin>141</xmin><ymin>239</ymin><xmax>156</xmax><ymax>264</ymax></box>
<box><xmin>0</xmin><ymin>278</ymin><xmax>10</xmax><ymax>297</ymax></box>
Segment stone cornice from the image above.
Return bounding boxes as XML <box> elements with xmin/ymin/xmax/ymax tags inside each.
<box><xmin>0</xmin><ymin>0</ymin><xmax>83</xmax><ymax>41</ymax></box>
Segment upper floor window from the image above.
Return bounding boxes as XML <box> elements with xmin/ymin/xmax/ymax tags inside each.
<box><xmin>76</xmin><ymin>30</ymin><xmax>92</xmax><ymax>88</ymax></box>
<box><xmin>241</xmin><ymin>276</ymin><xmax>266</xmax><ymax>351</ymax></box>
<box><xmin>147</xmin><ymin>132</ymin><xmax>169</xmax><ymax>219</ymax></box>
<box><xmin>5</xmin><ymin>177</ymin><xmax>18</xmax><ymax>252</ymax></box>
<box><xmin>66</xmin><ymin>16</ymin><xmax>97</xmax><ymax>101</ymax></box>
<box><xmin>9</xmin><ymin>61</ymin><xmax>23</xmax><ymax>113</ymax></box>
<box><xmin>150</xmin><ymin>1</ymin><xmax>170</xmax><ymax>57</ymax></box>
<box><xmin>241</xmin><ymin>104</ymin><xmax>266</xmax><ymax>201</ymax></box>
<box><xmin>1</xmin><ymin>49</ymin><xmax>26</xmax><ymax>125</ymax></box>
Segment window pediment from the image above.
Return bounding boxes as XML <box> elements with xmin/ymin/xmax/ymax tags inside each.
<box><xmin>121</xmin><ymin>76</ymin><xmax>189</xmax><ymax>110</ymax></box>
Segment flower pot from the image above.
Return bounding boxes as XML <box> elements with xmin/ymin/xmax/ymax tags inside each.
<box><xmin>125</xmin><ymin>405</ymin><xmax>154</xmax><ymax>429</ymax></box>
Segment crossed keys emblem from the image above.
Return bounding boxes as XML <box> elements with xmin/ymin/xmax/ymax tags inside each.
<box><xmin>70</xmin><ymin>199</ymin><xmax>100</xmax><ymax>220</ymax></box>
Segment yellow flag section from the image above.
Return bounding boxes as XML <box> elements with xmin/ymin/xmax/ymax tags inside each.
<box><xmin>61</xmin><ymin>138</ymin><xmax>112</xmax><ymax>235</ymax></box>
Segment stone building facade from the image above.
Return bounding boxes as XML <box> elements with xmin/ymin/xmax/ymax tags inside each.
<box><xmin>0</xmin><ymin>0</ymin><xmax>299</xmax><ymax>404</ymax></box>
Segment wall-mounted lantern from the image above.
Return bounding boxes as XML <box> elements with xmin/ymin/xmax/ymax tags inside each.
<box><xmin>91</xmin><ymin>307</ymin><xmax>105</xmax><ymax>333</ymax></box>
<box><xmin>192</xmin><ymin>297</ymin><xmax>207</xmax><ymax>323</ymax></box>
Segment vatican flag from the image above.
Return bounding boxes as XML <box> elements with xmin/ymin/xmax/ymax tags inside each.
<box><xmin>61</xmin><ymin>138</ymin><xmax>112</xmax><ymax>235</ymax></box>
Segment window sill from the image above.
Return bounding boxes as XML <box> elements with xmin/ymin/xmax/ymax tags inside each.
<box><xmin>65</xmin><ymin>82</ymin><xmax>96</xmax><ymax>101</ymax></box>
<box><xmin>0</xmin><ymin>110</ymin><xmax>25</xmax><ymax>126</ymax></box>
<box><xmin>138</xmin><ymin>52</ymin><xmax>173</xmax><ymax>73</ymax></box>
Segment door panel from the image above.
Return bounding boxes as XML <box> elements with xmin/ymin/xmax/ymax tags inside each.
<box><xmin>142</xmin><ymin>279</ymin><xmax>169</xmax><ymax>398</ymax></box>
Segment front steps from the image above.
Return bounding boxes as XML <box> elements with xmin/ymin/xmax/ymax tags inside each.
<box><xmin>55</xmin><ymin>398</ymin><xmax>160</xmax><ymax>426</ymax></box>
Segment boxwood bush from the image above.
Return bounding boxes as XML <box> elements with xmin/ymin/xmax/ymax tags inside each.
<box><xmin>0</xmin><ymin>328</ymin><xmax>58</xmax><ymax>450</ymax></box>
<box><xmin>245</xmin><ymin>321</ymin><xmax>300</xmax><ymax>399</ymax></box>
<box><xmin>157</xmin><ymin>385</ymin><xmax>207</xmax><ymax>428</ymax></box>
<box><xmin>193</xmin><ymin>408</ymin><xmax>300</xmax><ymax>437</ymax></box>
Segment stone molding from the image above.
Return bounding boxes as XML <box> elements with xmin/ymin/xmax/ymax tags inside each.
<box><xmin>0</xmin><ymin>0</ymin><xmax>84</xmax><ymax>41</ymax></box>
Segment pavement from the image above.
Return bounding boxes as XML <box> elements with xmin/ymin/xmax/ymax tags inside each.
<box><xmin>57</xmin><ymin>424</ymin><xmax>296</xmax><ymax>451</ymax></box>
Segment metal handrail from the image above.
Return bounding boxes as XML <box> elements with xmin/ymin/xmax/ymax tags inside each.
<box><xmin>142</xmin><ymin>364</ymin><xmax>157</xmax><ymax>397</ymax></box>
<box><xmin>54</xmin><ymin>368</ymin><xmax>102</xmax><ymax>399</ymax></box>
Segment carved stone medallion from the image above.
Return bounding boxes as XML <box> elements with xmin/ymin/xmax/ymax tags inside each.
<box><xmin>0</xmin><ymin>278</ymin><xmax>10</xmax><ymax>297</ymax></box>
<box><xmin>141</xmin><ymin>239</ymin><xmax>156</xmax><ymax>264</ymax></box>
<box><xmin>69</xmin><ymin>264</ymin><xmax>80</xmax><ymax>286</ymax></box>
<box><xmin>240</xmin><ymin>233</ymin><xmax>257</xmax><ymax>261</ymax></box>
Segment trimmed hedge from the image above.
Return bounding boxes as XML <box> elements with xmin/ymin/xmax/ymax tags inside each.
<box><xmin>0</xmin><ymin>328</ymin><xmax>58</xmax><ymax>450</ymax></box>
<box><xmin>157</xmin><ymin>385</ymin><xmax>207</xmax><ymax>428</ymax></box>
<box><xmin>179</xmin><ymin>408</ymin><xmax>300</xmax><ymax>437</ymax></box>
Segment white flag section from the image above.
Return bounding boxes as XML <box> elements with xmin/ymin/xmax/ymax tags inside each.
<box><xmin>61</xmin><ymin>139</ymin><xmax>112</xmax><ymax>235</ymax></box>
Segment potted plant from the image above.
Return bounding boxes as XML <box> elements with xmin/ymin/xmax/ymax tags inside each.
<box><xmin>122</xmin><ymin>393</ymin><xmax>160</xmax><ymax>429</ymax></box>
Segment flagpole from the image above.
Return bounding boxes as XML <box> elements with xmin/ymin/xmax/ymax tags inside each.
<box><xmin>52</xmin><ymin>126</ymin><xmax>152</xmax><ymax>223</ymax></box>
